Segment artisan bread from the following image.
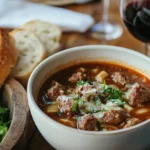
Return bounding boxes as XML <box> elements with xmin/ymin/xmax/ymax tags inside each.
<box><xmin>0</xmin><ymin>29</ymin><xmax>18</xmax><ymax>87</ymax></box>
<box><xmin>23</xmin><ymin>20</ymin><xmax>62</xmax><ymax>55</ymax></box>
<box><xmin>10</xmin><ymin>29</ymin><xmax>46</xmax><ymax>85</ymax></box>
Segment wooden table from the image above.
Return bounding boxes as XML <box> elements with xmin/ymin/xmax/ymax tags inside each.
<box><xmin>25</xmin><ymin>0</ymin><xmax>145</xmax><ymax>149</ymax></box>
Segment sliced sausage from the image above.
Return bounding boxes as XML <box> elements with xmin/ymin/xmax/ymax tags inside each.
<box><xmin>47</xmin><ymin>81</ymin><xmax>64</xmax><ymax>100</ymax></box>
<box><xmin>57</xmin><ymin>95</ymin><xmax>74</xmax><ymax>113</ymax></box>
<box><xmin>68</xmin><ymin>72</ymin><xmax>86</xmax><ymax>84</ymax></box>
<box><xmin>123</xmin><ymin>118</ymin><xmax>141</xmax><ymax>128</ymax></box>
<box><xmin>111</xmin><ymin>72</ymin><xmax>127</xmax><ymax>86</ymax></box>
<box><xmin>96</xmin><ymin>110</ymin><xmax>128</xmax><ymax>125</ymax></box>
<box><xmin>127</xmin><ymin>83</ymin><xmax>150</xmax><ymax>106</ymax></box>
<box><xmin>77</xmin><ymin>114</ymin><xmax>97</xmax><ymax>131</ymax></box>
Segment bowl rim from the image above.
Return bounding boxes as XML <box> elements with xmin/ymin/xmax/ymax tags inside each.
<box><xmin>27</xmin><ymin>45</ymin><xmax>150</xmax><ymax>135</ymax></box>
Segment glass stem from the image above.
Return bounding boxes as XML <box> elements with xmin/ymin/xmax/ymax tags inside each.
<box><xmin>102</xmin><ymin>0</ymin><xmax>110</xmax><ymax>23</ymax></box>
<box><xmin>145</xmin><ymin>43</ymin><xmax>150</xmax><ymax>57</ymax></box>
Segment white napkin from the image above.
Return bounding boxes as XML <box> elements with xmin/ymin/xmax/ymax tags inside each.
<box><xmin>0</xmin><ymin>0</ymin><xmax>94</xmax><ymax>32</ymax></box>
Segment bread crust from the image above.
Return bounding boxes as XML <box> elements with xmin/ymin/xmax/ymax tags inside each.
<box><xmin>0</xmin><ymin>29</ymin><xmax>18</xmax><ymax>87</ymax></box>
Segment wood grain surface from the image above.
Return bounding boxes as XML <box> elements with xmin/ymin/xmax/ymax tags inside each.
<box><xmin>26</xmin><ymin>0</ymin><xmax>145</xmax><ymax>150</ymax></box>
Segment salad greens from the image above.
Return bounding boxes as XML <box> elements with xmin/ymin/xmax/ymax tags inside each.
<box><xmin>0</xmin><ymin>107</ymin><xmax>11</xmax><ymax>142</ymax></box>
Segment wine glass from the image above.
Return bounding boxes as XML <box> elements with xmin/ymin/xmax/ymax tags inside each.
<box><xmin>120</xmin><ymin>0</ymin><xmax>150</xmax><ymax>56</ymax></box>
<box><xmin>90</xmin><ymin>0</ymin><xmax>123</xmax><ymax>40</ymax></box>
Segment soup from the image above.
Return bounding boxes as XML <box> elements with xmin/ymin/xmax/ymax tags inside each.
<box><xmin>38</xmin><ymin>62</ymin><xmax>150</xmax><ymax>131</ymax></box>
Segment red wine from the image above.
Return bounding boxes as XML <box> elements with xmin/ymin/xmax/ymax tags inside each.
<box><xmin>123</xmin><ymin>0</ymin><xmax>150</xmax><ymax>42</ymax></box>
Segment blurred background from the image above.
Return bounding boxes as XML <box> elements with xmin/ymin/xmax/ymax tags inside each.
<box><xmin>0</xmin><ymin>0</ymin><xmax>143</xmax><ymax>51</ymax></box>
<box><xmin>0</xmin><ymin>0</ymin><xmax>144</xmax><ymax>54</ymax></box>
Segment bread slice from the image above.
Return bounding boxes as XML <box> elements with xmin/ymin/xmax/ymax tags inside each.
<box><xmin>23</xmin><ymin>20</ymin><xmax>62</xmax><ymax>55</ymax></box>
<box><xmin>10</xmin><ymin>29</ymin><xmax>46</xmax><ymax>86</ymax></box>
<box><xmin>0</xmin><ymin>29</ymin><xmax>18</xmax><ymax>87</ymax></box>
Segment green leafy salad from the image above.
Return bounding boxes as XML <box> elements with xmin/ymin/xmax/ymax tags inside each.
<box><xmin>0</xmin><ymin>107</ymin><xmax>11</xmax><ymax>142</ymax></box>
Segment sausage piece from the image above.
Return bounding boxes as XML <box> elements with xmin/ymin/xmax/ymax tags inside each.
<box><xmin>57</xmin><ymin>95</ymin><xmax>75</xmax><ymax>113</ymax></box>
<box><xmin>47</xmin><ymin>81</ymin><xmax>64</xmax><ymax>100</ymax></box>
<box><xmin>127</xmin><ymin>83</ymin><xmax>150</xmax><ymax>106</ymax></box>
<box><xmin>77</xmin><ymin>114</ymin><xmax>97</xmax><ymax>131</ymax></box>
<box><xmin>111</xmin><ymin>72</ymin><xmax>127</xmax><ymax>86</ymax></box>
<box><xmin>95</xmin><ymin>110</ymin><xmax>128</xmax><ymax>125</ymax></box>
<box><xmin>68</xmin><ymin>72</ymin><xmax>86</xmax><ymax>84</ymax></box>
<box><xmin>123</xmin><ymin>118</ymin><xmax>141</xmax><ymax>128</ymax></box>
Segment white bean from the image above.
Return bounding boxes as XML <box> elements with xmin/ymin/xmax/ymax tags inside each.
<box><xmin>47</xmin><ymin>103</ymin><xmax>59</xmax><ymax>113</ymax></box>
<box><xmin>76</xmin><ymin>67</ymin><xmax>86</xmax><ymax>73</ymax></box>
<box><xmin>95</xmin><ymin>71</ymin><xmax>109</xmax><ymax>83</ymax></box>
<box><xmin>124</xmin><ymin>104</ymin><xmax>133</xmax><ymax>112</ymax></box>
<box><xmin>59</xmin><ymin>119</ymin><xmax>76</xmax><ymax>127</ymax></box>
<box><xmin>135</xmin><ymin>108</ymin><xmax>149</xmax><ymax>115</ymax></box>
<box><xmin>91</xmin><ymin>68</ymin><xmax>99</xmax><ymax>74</ymax></box>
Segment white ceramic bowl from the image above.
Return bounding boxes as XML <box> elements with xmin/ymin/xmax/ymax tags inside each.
<box><xmin>27</xmin><ymin>45</ymin><xmax>150</xmax><ymax>150</ymax></box>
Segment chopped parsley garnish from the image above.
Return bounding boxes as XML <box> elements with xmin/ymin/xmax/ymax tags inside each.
<box><xmin>87</xmin><ymin>81</ymin><xmax>93</xmax><ymax>85</ymax></box>
<box><xmin>77</xmin><ymin>80</ymin><xmax>86</xmax><ymax>86</ymax></box>
<box><xmin>102</xmin><ymin>81</ymin><xmax>125</xmax><ymax>106</ymax></box>
<box><xmin>89</xmin><ymin>106</ymin><xmax>107</xmax><ymax>113</ymax></box>
<box><xmin>109</xmin><ymin>99</ymin><xmax>126</xmax><ymax>106</ymax></box>
<box><xmin>79</xmin><ymin>100</ymin><xmax>86</xmax><ymax>106</ymax></box>
<box><xmin>101</xmin><ymin>108</ymin><xmax>107</xmax><ymax>112</ymax></box>
<box><xmin>103</xmin><ymin>80</ymin><xmax>107</xmax><ymax>89</ymax></box>
<box><xmin>103</xmin><ymin>86</ymin><xmax>124</xmax><ymax>100</ymax></box>
<box><xmin>90</xmin><ymin>106</ymin><xmax>101</xmax><ymax>113</ymax></box>
<box><xmin>73</xmin><ymin>95</ymin><xmax>80</xmax><ymax>101</ymax></box>
<box><xmin>72</xmin><ymin>96</ymin><xmax>85</xmax><ymax>112</ymax></box>
<box><xmin>77</xmin><ymin>80</ymin><xmax>93</xmax><ymax>86</ymax></box>
<box><xmin>72</xmin><ymin>101</ymin><xmax>78</xmax><ymax>112</ymax></box>
<box><xmin>94</xmin><ymin>96</ymin><xmax>101</xmax><ymax>106</ymax></box>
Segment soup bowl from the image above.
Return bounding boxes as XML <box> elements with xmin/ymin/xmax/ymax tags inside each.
<box><xmin>27</xmin><ymin>45</ymin><xmax>150</xmax><ymax>150</ymax></box>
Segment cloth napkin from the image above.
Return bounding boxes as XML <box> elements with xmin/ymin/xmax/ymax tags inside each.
<box><xmin>0</xmin><ymin>0</ymin><xmax>94</xmax><ymax>32</ymax></box>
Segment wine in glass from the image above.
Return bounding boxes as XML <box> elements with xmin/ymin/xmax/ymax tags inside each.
<box><xmin>120</xmin><ymin>0</ymin><xmax>150</xmax><ymax>56</ymax></box>
<box><xmin>90</xmin><ymin>0</ymin><xmax>123</xmax><ymax>40</ymax></box>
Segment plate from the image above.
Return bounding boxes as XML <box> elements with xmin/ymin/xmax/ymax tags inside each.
<box><xmin>30</xmin><ymin>0</ymin><xmax>76</xmax><ymax>6</ymax></box>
